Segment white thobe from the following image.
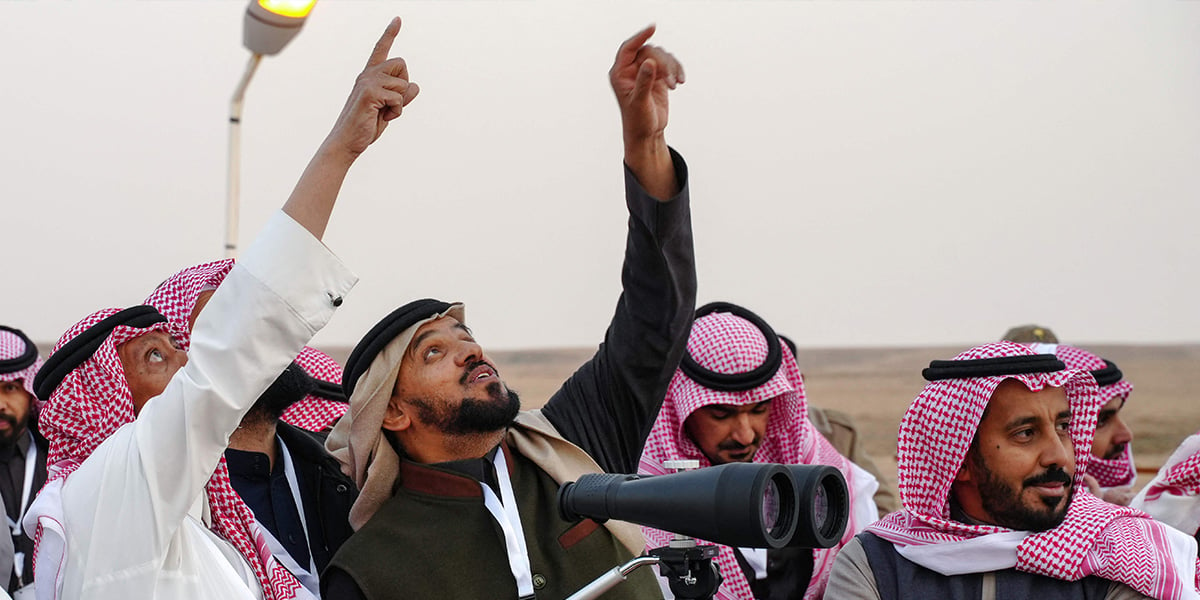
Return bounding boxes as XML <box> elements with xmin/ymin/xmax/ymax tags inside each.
<box><xmin>24</xmin><ymin>211</ymin><xmax>357</xmax><ymax>600</ymax></box>
<box><xmin>1131</xmin><ymin>433</ymin><xmax>1200</xmax><ymax>536</ymax></box>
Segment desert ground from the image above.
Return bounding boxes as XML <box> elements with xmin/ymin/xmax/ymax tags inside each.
<box><xmin>455</xmin><ymin>344</ymin><xmax>1200</xmax><ymax>491</ymax></box>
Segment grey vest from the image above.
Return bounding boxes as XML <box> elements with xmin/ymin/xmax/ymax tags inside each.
<box><xmin>857</xmin><ymin>532</ymin><xmax>1113</xmax><ymax>600</ymax></box>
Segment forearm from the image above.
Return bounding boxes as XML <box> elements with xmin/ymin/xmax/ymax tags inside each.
<box><xmin>604</xmin><ymin>154</ymin><xmax>696</xmax><ymax>459</ymax></box>
<box><xmin>543</xmin><ymin>150</ymin><xmax>695</xmax><ymax>472</ymax></box>
<box><xmin>282</xmin><ymin>142</ymin><xmax>359</xmax><ymax>241</ymax></box>
<box><xmin>623</xmin><ymin>135</ymin><xmax>677</xmax><ymax>201</ymax></box>
<box><xmin>78</xmin><ymin>214</ymin><xmax>355</xmax><ymax>540</ymax></box>
<box><xmin>282</xmin><ymin>18</ymin><xmax>417</xmax><ymax>240</ymax></box>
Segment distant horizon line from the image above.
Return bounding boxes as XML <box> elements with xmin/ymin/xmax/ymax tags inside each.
<box><xmin>30</xmin><ymin>341</ymin><xmax>1200</xmax><ymax>362</ymax></box>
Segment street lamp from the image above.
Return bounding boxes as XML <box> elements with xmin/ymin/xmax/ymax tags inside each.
<box><xmin>226</xmin><ymin>0</ymin><xmax>318</xmax><ymax>258</ymax></box>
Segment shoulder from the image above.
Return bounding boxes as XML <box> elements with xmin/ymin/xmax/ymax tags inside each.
<box><xmin>826</xmin><ymin>536</ymin><xmax>881</xmax><ymax>599</ymax></box>
<box><xmin>834</xmin><ymin>536</ymin><xmax>871</xmax><ymax>569</ymax></box>
<box><xmin>809</xmin><ymin>406</ymin><xmax>859</xmax><ymax>446</ymax></box>
<box><xmin>1105</xmin><ymin>581</ymin><xmax>1153</xmax><ymax>600</ymax></box>
<box><xmin>277</xmin><ymin>422</ymin><xmax>342</xmax><ymax>469</ymax></box>
<box><xmin>30</xmin><ymin>420</ymin><xmax>49</xmax><ymax>448</ymax></box>
<box><xmin>277</xmin><ymin>421</ymin><xmax>328</xmax><ymax>451</ymax></box>
<box><xmin>513</xmin><ymin>409</ymin><xmax>560</xmax><ymax>436</ymax></box>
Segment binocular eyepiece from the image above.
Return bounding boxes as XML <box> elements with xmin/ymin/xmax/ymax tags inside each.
<box><xmin>558</xmin><ymin>463</ymin><xmax>848</xmax><ymax>549</ymax></box>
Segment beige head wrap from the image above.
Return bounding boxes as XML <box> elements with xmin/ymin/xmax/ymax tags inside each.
<box><xmin>326</xmin><ymin>304</ymin><xmax>464</xmax><ymax>529</ymax></box>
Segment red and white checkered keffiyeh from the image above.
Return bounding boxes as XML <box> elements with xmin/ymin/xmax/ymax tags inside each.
<box><xmin>36</xmin><ymin>307</ymin><xmax>306</xmax><ymax>600</ymax></box>
<box><xmin>1130</xmin><ymin>431</ymin><xmax>1200</xmax><ymax>537</ymax></box>
<box><xmin>1034</xmin><ymin>344</ymin><xmax>1136</xmax><ymax>488</ymax></box>
<box><xmin>284</xmin><ymin>347</ymin><xmax>348</xmax><ymax>432</ymax></box>
<box><xmin>1141</xmin><ymin>433</ymin><xmax>1200</xmax><ymax>505</ymax></box>
<box><xmin>869</xmin><ymin>341</ymin><xmax>1198</xmax><ymax>599</ymax></box>
<box><xmin>143</xmin><ymin>259</ymin><xmax>235</xmax><ymax>350</ymax></box>
<box><xmin>0</xmin><ymin>327</ymin><xmax>43</xmax><ymax>405</ymax></box>
<box><xmin>638</xmin><ymin>311</ymin><xmax>863</xmax><ymax>600</ymax></box>
<box><xmin>145</xmin><ymin>260</ymin><xmax>347</xmax><ymax>433</ymax></box>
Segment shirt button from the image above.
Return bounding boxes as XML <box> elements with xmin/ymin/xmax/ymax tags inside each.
<box><xmin>328</xmin><ymin>293</ymin><xmax>343</xmax><ymax>307</ymax></box>
<box><xmin>336</xmin><ymin>484</ymin><xmax>349</xmax><ymax>494</ymax></box>
<box><xmin>288</xmin><ymin>533</ymin><xmax>299</xmax><ymax>545</ymax></box>
<box><xmin>532</xmin><ymin>573</ymin><xmax>547</xmax><ymax>590</ymax></box>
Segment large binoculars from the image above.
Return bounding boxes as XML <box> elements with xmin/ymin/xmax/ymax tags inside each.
<box><xmin>558</xmin><ymin>463</ymin><xmax>848</xmax><ymax>549</ymax></box>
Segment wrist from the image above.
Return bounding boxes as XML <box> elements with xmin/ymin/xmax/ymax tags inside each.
<box><xmin>317</xmin><ymin>141</ymin><xmax>362</xmax><ymax>169</ymax></box>
<box><xmin>623</xmin><ymin>136</ymin><xmax>677</xmax><ymax>201</ymax></box>
<box><xmin>623</xmin><ymin>135</ymin><xmax>669</xmax><ymax>171</ymax></box>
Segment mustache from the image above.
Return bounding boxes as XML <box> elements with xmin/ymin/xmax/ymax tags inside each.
<box><xmin>458</xmin><ymin>359</ymin><xmax>498</xmax><ymax>385</ymax></box>
<box><xmin>1024</xmin><ymin>467</ymin><xmax>1072</xmax><ymax>487</ymax></box>
<box><xmin>717</xmin><ymin>439</ymin><xmax>758</xmax><ymax>452</ymax></box>
<box><xmin>1104</xmin><ymin>443</ymin><xmax>1127</xmax><ymax>460</ymax></box>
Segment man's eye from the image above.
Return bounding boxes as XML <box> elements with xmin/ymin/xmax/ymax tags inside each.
<box><xmin>1057</xmin><ymin>421</ymin><xmax>1071</xmax><ymax>433</ymax></box>
<box><xmin>148</xmin><ymin>349</ymin><xmax>165</xmax><ymax>363</ymax></box>
<box><xmin>424</xmin><ymin>347</ymin><xmax>441</xmax><ymax>359</ymax></box>
<box><xmin>1014</xmin><ymin>429</ymin><xmax>1034</xmax><ymax>440</ymax></box>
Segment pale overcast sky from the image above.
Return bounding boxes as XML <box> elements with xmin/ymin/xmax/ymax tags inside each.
<box><xmin>3</xmin><ymin>1</ymin><xmax>1198</xmax><ymax>350</ymax></box>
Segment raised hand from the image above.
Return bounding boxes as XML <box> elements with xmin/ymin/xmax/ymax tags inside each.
<box><xmin>610</xmin><ymin>25</ymin><xmax>684</xmax><ymax>149</ymax></box>
<box><xmin>283</xmin><ymin>17</ymin><xmax>419</xmax><ymax>240</ymax></box>
<box><xmin>609</xmin><ymin>25</ymin><xmax>685</xmax><ymax>201</ymax></box>
<box><xmin>326</xmin><ymin>17</ymin><xmax>421</xmax><ymax>158</ymax></box>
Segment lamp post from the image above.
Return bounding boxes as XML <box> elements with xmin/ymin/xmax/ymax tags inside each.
<box><xmin>225</xmin><ymin>0</ymin><xmax>318</xmax><ymax>258</ymax></box>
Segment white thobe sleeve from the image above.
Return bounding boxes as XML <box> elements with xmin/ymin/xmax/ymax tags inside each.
<box><xmin>32</xmin><ymin>211</ymin><xmax>356</xmax><ymax>599</ymax></box>
<box><xmin>1130</xmin><ymin>433</ymin><xmax>1200</xmax><ymax>536</ymax></box>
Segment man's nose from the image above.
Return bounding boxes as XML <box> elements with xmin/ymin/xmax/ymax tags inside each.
<box><xmin>730</xmin><ymin>415</ymin><xmax>756</xmax><ymax>445</ymax></box>
<box><xmin>1043</xmin><ymin>429</ymin><xmax>1073</xmax><ymax>468</ymax></box>
<box><xmin>455</xmin><ymin>340</ymin><xmax>483</xmax><ymax>365</ymax></box>
<box><xmin>1111</xmin><ymin>415</ymin><xmax>1133</xmax><ymax>446</ymax></box>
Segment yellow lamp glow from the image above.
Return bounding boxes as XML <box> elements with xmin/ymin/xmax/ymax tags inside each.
<box><xmin>257</xmin><ymin>0</ymin><xmax>317</xmax><ymax>19</ymax></box>
<box><xmin>243</xmin><ymin>0</ymin><xmax>317</xmax><ymax>55</ymax></box>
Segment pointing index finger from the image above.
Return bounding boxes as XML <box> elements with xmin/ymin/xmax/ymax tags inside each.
<box><xmin>615</xmin><ymin>24</ymin><xmax>655</xmax><ymax>67</ymax></box>
<box><xmin>367</xmin><ymin>17</ymin><xmax>402</xmax><ymax>68</ymax></box>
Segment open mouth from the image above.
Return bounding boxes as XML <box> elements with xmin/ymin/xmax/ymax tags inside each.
<box><xmin>467</xmin><ymin>364</ymin><xmax>497</xmax><ymax>384</ymax></box>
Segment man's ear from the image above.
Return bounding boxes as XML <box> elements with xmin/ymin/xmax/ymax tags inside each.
<box><xmin>956</xmin><ymin>445</ymin><xmax>981</xmax><ymax>485</ymax></box>
<box><xmin>955</xmin><ymin>462</ymin><xmax>973</xmax><ymax>484</ymax></box>
<box><xmin>382</xmin><ymin>394</ymin><xmax>411</xmax><ymax>432</ymax></box>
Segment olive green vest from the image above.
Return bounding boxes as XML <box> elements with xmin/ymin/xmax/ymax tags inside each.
<box><xmin>327</xmin><ymin>443</ymin><xmax>660</xmax><ymax>599</ymax></box>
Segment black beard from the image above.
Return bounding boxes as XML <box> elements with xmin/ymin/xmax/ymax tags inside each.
<box><xmin>410</xmin><ymin>382</ymin><xmax>521</xmax><ymax>436</ymax></box>
<box><xmin>971</xmin><ymin>450</ymin><xmax>1074</xmax><ymax>532</ymax></box>
<box><xmin>0</xmin><ymin>413</ymin><xmax>27</xmax><ymax>447</ymax></box>
<box><xmin>245</xmin><ymin>362</ymin><xmax>314</xmax><ymax>424</ymax></box>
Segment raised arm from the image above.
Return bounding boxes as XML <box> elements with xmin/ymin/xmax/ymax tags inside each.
<box><xmin>611</xmin><ymin>25</ymin><xmax>684</xmax><ymax>201</ymax></box>
<box><xmin>283</xmin><ymin>17</ymin><xmax>419</xmax><ymax>240</ymax></box>
<box><xmin>140</xmin><ymin>19</ymin><xmax>417</xmax><ymax>500</ymax></box>
<box><xmin>541</xmin><ymin>27</ymin><xmax>695</xmax><ymax>474</ymax></box>
<box><xmin>36</xmin><ymin>21</ymin><xmax>417</xmax><ymax>596</ymax></box>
